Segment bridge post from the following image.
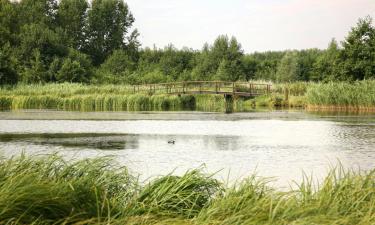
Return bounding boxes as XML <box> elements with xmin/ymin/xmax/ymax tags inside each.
<box><xmin>232</xmin><ymin>82</ymin><xmax>235</xmax><ymax>96</ymax></box>
<box><xmin>224</xmin><ymin>94</ymin><xmax>234</xmax><ymax>113</ymax></box>
<box><xmin>215</xmin><ymin>82</ymin><xmax>218</xmax><ymax>93</ymax></box>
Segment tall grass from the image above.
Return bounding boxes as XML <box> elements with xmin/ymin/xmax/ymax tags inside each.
<box><xmin>0</xmin><ymin>93</ymin><xmax>195</xmax><ymax>112</ymax></box>
<box><xmin>0</xmin><ymin>154</ymin><xmax>136</xmax><ymax>224</ymax></box>
<box><xmin>0</xmin><ymin>154</ymin><xmax>373</xmax><ymax>224</ymax></box>
<box><xmin>4</xmin><ymin>81</ymin><xmax>375</xmax><ymax>112</ymax></box>
<box><xmin>273</xmin><ymin>82</ymin><xmax>310</xmax><ymax>96</ymax></box>
<box><xmin>306</xmin><ymin>80</ymin><xmax>375</xmax><ymax>111</ymax></box>
<box><xmin>195</xmin><ymin>95</ymin><xmax>225</xmax><ymax>112</ymax></box>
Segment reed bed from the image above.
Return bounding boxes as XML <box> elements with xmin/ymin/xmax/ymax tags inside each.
<box><xmin>3</xmin><ymin>81</ymin><xmax>375</xmax><ymax>112</ymax></box>
<box><xmin>195</xmin><ymin>95</ymin><xmax>225</xmax><ymax>112</ymax></box>
<box><xmin>273</xmin><ymin>82</ymin><xmax>310</xmax><ymax>96</ymax></box>
<box><xmin>306</xmin><ymin>80</ymin><xmax>375</xmax><ymax>111</ymax></box>
<box><xmin>0</xmin><ymin>93</ymin><xmax>194</xmax><ymax>112</ymax></box>
<box><xmin>0</xmin><ymin>154</ymin><xmax>373</xmax><ymax>224</ymax></box>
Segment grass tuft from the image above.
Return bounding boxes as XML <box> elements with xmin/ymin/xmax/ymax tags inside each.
<box><xmin>0</xmin><ymin>154</ymin><xmax>373</xmax><ymax>224</ymax></box>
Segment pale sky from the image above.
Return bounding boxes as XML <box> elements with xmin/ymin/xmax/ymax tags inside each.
<box><xmin>125</xmin><ymin>0</ymin><xmax>375</xmax><ymax>53</ymax></box>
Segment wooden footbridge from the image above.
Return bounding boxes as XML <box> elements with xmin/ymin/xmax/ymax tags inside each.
<box><xmin>132</xmin><ymin>81</ymin><xmax>271</xmax><ymax>97</ymax></box>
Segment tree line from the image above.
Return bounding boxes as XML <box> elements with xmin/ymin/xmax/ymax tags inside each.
<box><xmin>1</xmin><ymin>0</ymin><xmax>374</xmax><ymax>85</ymax></box>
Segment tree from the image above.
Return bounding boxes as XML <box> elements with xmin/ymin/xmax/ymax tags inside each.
<box><xmin>16</xmin><ymin>0</ymin><xmax>58</xmax><ymax>27</ymax></box>
<box><xmin>276</xmin><ymin>51</ymin><xmax>299</xmax><ymax>82</ymax></box>
<box><xmin>241</xmin><ymin>55</ymin><xmax>257</xmax><ymax>81</ymax></box>
<box><xmin>18</xmin><ymin>23</ymin><xmax>67</xmax><ymax>66</ymax></box>
<box><xmin>296</xmin><ymin>49</ymin><xmax>321</xmax><ymax>81</ymax></box>
<box><xmin>85</xmin><ymin>0</ymin><xmax>135</xmax><ymax>65</ymax></box>
<box><xmin>313</xmin><ymin>39</ymin><xmax>340</xmax><ymax>81</ymax></box>
<box><xmin>158</xmin><ymin>45</ymin><xmax>195</xmax><ymax>80</ymax></box>
<box><xmin>340</xmin><ymin>16</ymin><xmax>375</xmax><ymax>80</ymax></box>
<box><xmin>56</xmin><ymin>49</ymin><xmax>93</xmax><ymax>83</ymax></box>
<box><xmin>97</xmin><ymin>49</ymin><xmax>136</xmax><ymax>83</ymax></box>
<box><xmin>192</xmin><ymin>35</ymin><xmax>244</xmax><ymax>81</ymax></box>
<box><xmin>56</xmin><ymin>0</ymin><xmax>88</xmax><ymax>50</ymax></box>
<box><xmin>0</xmin><ymin>0</ymin><xmax>18</xmax><ymax>46</ymax></box>
<box><xmin>0</xmin><ymin>43</ymin><xmax>18</xmax><ymax>84</ymax></box>
<box><xmin>22</xmin><ymin>50</ymin><xmax>47</xmax><ymax>83</ymax></box>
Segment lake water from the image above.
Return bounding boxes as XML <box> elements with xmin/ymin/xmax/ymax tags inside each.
<box><xmin>0</xmin><ymin>110</ymin><xmax>374</xmax><ymax>188</ymax></box>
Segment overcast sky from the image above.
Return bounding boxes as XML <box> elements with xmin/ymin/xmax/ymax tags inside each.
<box><xmin>125</xmin><ymin>0</ymin><xmax>375</xmax><ymax>53</ymax></box>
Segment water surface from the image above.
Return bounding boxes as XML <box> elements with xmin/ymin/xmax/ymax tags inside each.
<box><xmin>0</xmin><ymin>110</ymin><xmax>374</xmax><ymax>188</ymax></box>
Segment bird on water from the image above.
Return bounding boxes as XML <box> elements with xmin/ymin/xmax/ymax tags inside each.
<box><xmin>168</xmin><ymin>140</ymin><xmax>175</xmax><ymax>144</ymax></box>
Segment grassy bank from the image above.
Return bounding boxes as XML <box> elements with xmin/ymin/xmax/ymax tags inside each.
<box><xmin>306</xmin><ymin>80</ymin><xmax>375</xmax><ymax>111</ymax></box>
<box><xmin>0</xmin><ymin>154</ymin><xmax>373</xmax><ymax>224</ymax></box>
<box><xmin>0</xmin><ymin>83</ymin><xmax>254</xmax><ymax>112</ymax></box>
<box><xmin>0</xmin><ymin>84</ymin><xmax>196</xmax><ymax>111</ymax></box>
<box><xmin>251</xmin><ymin>80</ymin><xmax>375</xmax><ymax>111</ymax></box>
<box><xmin>2</xmin><ymin>81</ymin><xmax>375</xmax><ymax>112</ymax></box>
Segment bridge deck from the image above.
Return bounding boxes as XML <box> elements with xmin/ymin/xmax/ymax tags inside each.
<box><xmin>132</xmin><ymin>81</ymin><xmax>271</xmax><ymax>97</ymax></box>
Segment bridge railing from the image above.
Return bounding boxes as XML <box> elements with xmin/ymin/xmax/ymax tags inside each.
<box><xmin>132</xmin><ymin>81</ymin><xmax>271</xmax><ymax>96</ymax></box>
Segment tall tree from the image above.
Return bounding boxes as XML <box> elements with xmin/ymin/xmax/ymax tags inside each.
<box><xmin>276</xmin><ymin>51</ymin><xmax>299</xmax><ymax>82</ymax></box>
<box><xmin>22</xmin><ymin>49</ymin><xmax>47</xmax><ymax>83</ymax></box>
<box><xmin>17</xmin><ymin>0</ymin><xmax>58</xmax><ymax>27</ymax></box>
<box><xmin>56</xmin><ymin>0</ymin><xmax>88</xmax><ymax>50</ymax></box>
<box><xmin>0</xmin><ymin>0</ymin><xmax>18</xmax><ymax>46</ymax></box>
<box><xmin>85</xmin><ymin>0</ymin><xmax>135</xmax><ymax>65</ymax></box>
<box><xmin>18</xmin><ymin>23</ymin><xmax>67</xmax><ymax>67</ymax></box>
<box><xmin>313</xmin><ymin>39</ymin><xmax>341</xmax><ymax>81</ymax></box>
<box><xmin>340</xmin><ymin>16</ymin><xmax>375</xmax><ymax>80</ymax></box>
<box><xmin>0</xmin><ymin>43</ymin><xmax>18</xmax><ymax>84</ymax></box>
<box><xmin>192</xmin><ymin>35</ymin><xmax>244</xmax><ymax>81</ymax></box>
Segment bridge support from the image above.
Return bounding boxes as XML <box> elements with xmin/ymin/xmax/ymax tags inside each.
<box><xmin>224</xmin><ymin>94</ymin><xmax>234</xmax><ymax>113</ymax></box>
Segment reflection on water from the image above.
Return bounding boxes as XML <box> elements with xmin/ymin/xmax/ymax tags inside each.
<box><xmin>0</xmin><ymin>110</ymin><xmax>374</xmax><ymax>188</ymax></box>
<box><xmin>0</xmin><ymin>133</ymin><xmax>138</xmax><ymax>150</ymax></box>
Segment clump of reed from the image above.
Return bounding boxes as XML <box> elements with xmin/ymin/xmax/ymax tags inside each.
<box><xmin>0</xmin><ymin>83</ymin><xmax>135</xmax><ymax>98</ymax></box>
<box><xmin>197</xmin><ymin>168</ymin><xmax>375</xmax><ymax>225</ymax></box>
<box><xmin>195</xmin><ymin>95</ymin><xmax>225</xmax><ymax>112</ymax></box>
<box><xmin>0</xmin><ymin>154</ymin><xmax>136</xmax><ymax>224</ymax></box>
<box><xmin>0</xmin><ymin>154</ymin><xmax>374</xmax><ymax>224</ymax></box>
<box><xmin>306</xmin><ymin>80</ymin><xmax>375</xmax><ymax>111</ymax></box>
<box><xmin>234</xmin><ymin>98</ymin><xmax>254</xmax><ymax>112</ymax></box>
<box><xmin>274</xmin><ymin>82</ymin><xmax>311</xmax><ymax>96</ymax></box>
<box><xmin>252</xmin><ymin>94</ymin><xmax>288</xmax><ymax>108</ymax></box>
<box><xmin>1</xmin><ymin>93</ymin><xmax>198</xmax><ymax>112</ymax></box>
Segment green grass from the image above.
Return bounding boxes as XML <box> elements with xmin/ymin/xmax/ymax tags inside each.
<box><xmin>0</xmin><ymin>154</ymin><xmax>373</xmax><ymax>224</ymax></box>
<box><xmin>273</xmin><ymin>82</ymin><xmax>310</xmax><ymax>96</ymax></box>
<box><xmin>306</xmin><ymin>80</ymin><xmax>375</xmax><ymax>110</ymax></box>
<box><xmin>3</xmin><ymin>81</ymin><xmax>375</xmax><ymax>112</ymax></box>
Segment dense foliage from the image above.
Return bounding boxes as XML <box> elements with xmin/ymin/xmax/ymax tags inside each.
<box><xmin>0</xmin><ymin>0</ymin><xmax>374</xmax><ymax>85</ymax></box>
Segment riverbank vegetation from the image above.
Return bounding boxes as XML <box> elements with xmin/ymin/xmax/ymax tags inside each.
<box><xmin>2</xmin><ymin>80</ymin><xmax>375</xmax><ymax>112</ymax></box>
<box><xmin>0</xmin><ymin>154</ymin><xmax>373</xmax><ymax>224</ymax></box>
<box><xmin>1</xmin><ymin>0</ymin><xmax>375</xmax><ymax>112</ymax></box>
<box><xmin>1</xmin><ymin>0</ymin><xmax>375</xmax><ymax>86</ymax></box>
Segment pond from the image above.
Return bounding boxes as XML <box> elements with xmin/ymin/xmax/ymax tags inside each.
<box><xmin>0</xmin><ymin>110</ymin><xmax>374</xmax><ymax>188</ymax></box>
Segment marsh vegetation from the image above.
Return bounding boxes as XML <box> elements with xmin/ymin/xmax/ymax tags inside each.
<box><xmin>0</xmin><ymin>154</ymin><xmax>373</xmax><ymax>225</ymax></box>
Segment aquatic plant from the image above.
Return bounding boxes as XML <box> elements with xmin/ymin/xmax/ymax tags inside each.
<box><xmin>0</xmin><ymin>154</ymin><xmax>373</xmax><ymax>224</ymax></box>
<box><xmin>306</xmin><ymin>80</ymin><xmax>375</xmax><ymax>110</ymax></box>
<box><xmin>195</xmin><ymin>94</ymin><xmax>225</xmax><ymax>112</ymax></box>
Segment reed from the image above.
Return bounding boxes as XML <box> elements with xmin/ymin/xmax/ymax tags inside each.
<box><xmin>0</xmin><ymin>154</ymin><xmax>373</xmax><ymax>224</ymax></box>
<box><xmin>0</xmin><ymin>154</ymin><xmax>136</xmax><ymax>224</ymax></box>
<box><xmin>306</xmin><ymin>80</ymin><xmax>375</xmax><ymax>111</ymax></box>
<box><xmin>195</xmin><ymin>95</ymin><xmax>225</xmax><ymax>112</ymax></box>
<box><xmin>274</xmin><ymin>82</ymin><xmax>310</xmax><ymax>96</ymax></box>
